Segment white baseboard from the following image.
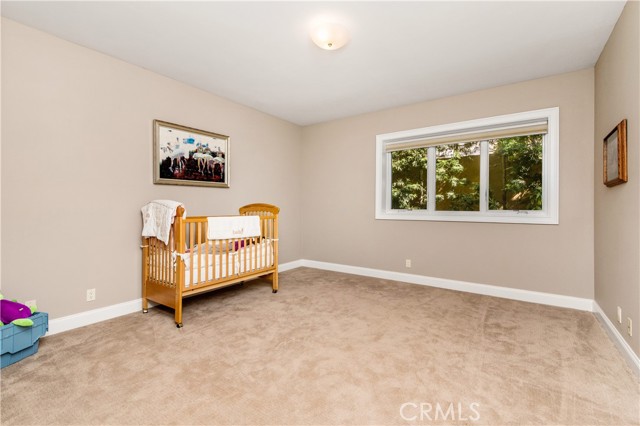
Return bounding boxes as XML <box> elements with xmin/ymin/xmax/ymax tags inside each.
<box><xmin>299</xmin><ymin>259</ymin><xmax>594</xmax><ymax>312</ymax></box>
<box><xmin>299</xmin><ymin>259</ymin><xmax>640</xmax><ymax>375</ymax></box>
<box><xmin>40</xmin><ymin>260</ymin><xmax>639</xmax><ymax>379</ymax></box>
<box><xmin>593</xmin><ymin>301</ymin><xmax>640</xmax><ymax>375</ymax></box>
<box><xmin>279</xmin><ymin>259</ymin><xmax>304</xmax><ymax>272</ymax></box>
<box><xmin>48</xmin><ymin>298</ymin><xmax>143</xmax><ymax>336</ymax></box>
<box><xmin>46</xmin><ymin>258</ymin><xmax>628</xmax><ymax>370</ymax></box>
<box><xmin>47</xmin><ymin>260</ymin><xmax>301</xmax><ymax>335</ymax></box>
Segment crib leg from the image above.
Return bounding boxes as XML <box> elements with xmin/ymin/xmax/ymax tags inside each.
<box><xmin>175</xmin><ymin>294</ymin><xmax>183</xmax><ymax>329</ymax></box>
<box><xmin>271</xmin><ymin>272</ymin><xmax>278</xmax><ymax>293</ymax></box>
<box><xmin>175</xmin><ymin>310</ymin><xmax>183</xmax><ymax>328</ymax></box>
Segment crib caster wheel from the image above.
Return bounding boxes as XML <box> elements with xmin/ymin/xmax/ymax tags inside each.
<box><xmin>143</xmin><ymin>309</ymin><xmax>148</xmax><ymax>314</ymax></box>
<box><xmin>272</xmin><ymin>289</ymin><xmax>278</xmax><ymax>293</ymax></box>
<box><xmin>176</xmin><ymin>323</ymin><xmax>183</xmax><ymax>328</ymax></box>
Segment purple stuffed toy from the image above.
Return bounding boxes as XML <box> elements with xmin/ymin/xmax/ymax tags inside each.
<box><xmin>0</xmin><ymin>293</ymin><xmax>36</xmax><ymax>327</ymax></box>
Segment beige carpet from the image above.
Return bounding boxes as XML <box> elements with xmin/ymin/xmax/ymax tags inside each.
<box><xmin>1</xmin><ymin>267</ymin><xmax>638</xmax><ymax>425</ymax></box>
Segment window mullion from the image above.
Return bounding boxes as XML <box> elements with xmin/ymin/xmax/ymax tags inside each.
<box><xmin>480</xmin><ymin>140</ymin><xmax>489</xmax><ymax>212</ymax></box>
<box><xmin>427</xmin><ymin>146</ymin><xmax>436</xmax><ymax>211</ymax></box>
<box><xmin>385</xmin><ymin>152</ymin><xmax>392</xmax><ymax>212</ymax></box>
<box><xmin>541</xmin><ymin>134</ymin><xmax>547</xmax><ymax>213</ymax></box>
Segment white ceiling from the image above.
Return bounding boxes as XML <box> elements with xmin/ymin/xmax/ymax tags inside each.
<box><xmin>1</xmin><ymin>1</ymin><xmax>626</xmax><ymax>126</ymax></box>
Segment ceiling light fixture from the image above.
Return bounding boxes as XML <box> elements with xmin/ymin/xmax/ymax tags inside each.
<box><xmin>310</xmin><ymin>22</ymin><xmax>350</xmax><ymax>51</ymax></box>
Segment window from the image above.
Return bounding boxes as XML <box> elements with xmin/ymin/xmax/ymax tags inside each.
<box><xmin>376</xmin><ymin>107</ymin><xmax>559</xmax><ymax>224</ymax></box>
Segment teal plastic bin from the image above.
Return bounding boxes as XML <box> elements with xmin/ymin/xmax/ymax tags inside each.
<box><xmin>0</xmin><ymin>312</ymin><xmax>48</xmax><ymax>368</ymax></box>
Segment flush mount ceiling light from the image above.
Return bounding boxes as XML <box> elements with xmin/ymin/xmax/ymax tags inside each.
<box><xmin>310</xmin><ymin>22</ymin><xmax>350</xmax><ymax>51</ymax></box>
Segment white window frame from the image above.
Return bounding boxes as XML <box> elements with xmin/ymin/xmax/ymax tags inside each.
<box><xmin>375</xmin><ymin>107</ymin><xmax>559</xmax><ymax>224</ymax></box>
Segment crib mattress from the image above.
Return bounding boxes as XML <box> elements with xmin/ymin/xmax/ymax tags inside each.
<box><xmin>182</xmin><ymin>240</ymin><xmax>274</xmax><ymax>287</ymax></box>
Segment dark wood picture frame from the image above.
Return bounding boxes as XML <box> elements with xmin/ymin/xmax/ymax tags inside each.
<box><xmin>603</xmin><ymin>119</ymin><xmax>627</xmax><ymax>187</ymax></box>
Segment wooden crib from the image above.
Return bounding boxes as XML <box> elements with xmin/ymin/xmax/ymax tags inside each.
<box><xmin>142</xmin><ymin>203</ymin><xmax>279</xmax><ymax>327</ymax></box>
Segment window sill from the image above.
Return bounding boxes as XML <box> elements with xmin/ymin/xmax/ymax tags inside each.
<box><xmin>375</xmin><ymin>210</ymin><xmax>558</xmax><ymax>225</ymax></box>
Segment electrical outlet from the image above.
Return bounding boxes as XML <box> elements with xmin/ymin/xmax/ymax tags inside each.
<box><xmin>405</xmin><ymin>259</ymin><xmax>412</xmax><ymax>268</ymax></box>
<box><xmin>617</xmin><ymin>306</ymin><xmax>622</xmax><ymax>324</ymax></box>
<box><xmin>627</xmin><ymin>318</ymin><xmax>633</xmax><ymax>337</ymax></box>
<box><xmin>86</xmin><ymin>288</ymin><xmax>96</xmax><ymax>302</ymax></box>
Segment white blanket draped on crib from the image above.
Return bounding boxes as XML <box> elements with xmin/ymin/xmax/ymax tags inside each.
<box><xmin>141</xmin><ymin>200</ymin><xmax>185</xmax><ymax>245</ymax></box>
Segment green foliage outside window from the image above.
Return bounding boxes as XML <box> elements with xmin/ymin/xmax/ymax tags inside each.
<box><xmin>390</xmin><ymin>135</ymin><xmax>543</xmax><ymax>211</ymax></box>
<box><xmin>391</xmin><ymin>148</ymin><xmax>427</xmax><ymax>210</ymax></box>
<box><xmin>436</xmin><ymin>142</ymin><xmax>480</xmax><ymax>211</ymax></box>
<box><xmin>489</xmin><ymin>135</ymin><xmax>543</xmax><ymax>210</ymax></box>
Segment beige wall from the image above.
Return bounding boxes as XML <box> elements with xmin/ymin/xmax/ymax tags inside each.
<box><xmin>302</xmin><ymin>70</ymin><xmax>595</xmax><ymax>299</ymax></box>
<box><xmin>594</xmin><ymin>1</ymin><xmax>640</xmax><ymax>356</ymax></box>
<box><xmin>1</xmin><ymin>19</ymin><xmax>303</xmax><ymax>318</ymax></box>
<box><xmin>4</xmin><ymin>10</ymin><xmax>633</xmax><ymax>339</ymax></box>
<box><xmin>0</xmin><ymin>17</ymin><xmax>3</xmax><ymax>290</ymax></box>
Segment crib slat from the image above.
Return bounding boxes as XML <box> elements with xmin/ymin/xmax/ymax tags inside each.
<box><xmin>265</xmin><ymin>216</ymin><xmax>269</xmax><ymax>268</ymax></box>
<box><xmin>261</xmin><ymin>216</ymin><xmax>264</xmax><ymax>269</ymax></box>
<box><xmin>162</xmin><ymin>236</ymin><xmax>171</xmax><ymax>285</ymax></box>
<box><xmin>162</xmin><ymin>238</ymin><xmax>166</xmax><ymax>284</ymax></box>
<box><xmin>158</xmin><ymin>238</ymin><xmax>162</xmax><ymax>283</ymax></box>
<box><xmin>246</xmin><ymin>238</ymin><xmax>251</xmax><ymax>272</ymax></box>
<box><xmin>232</xmin><ymin>238</ymin><xmax>237</xmax><ymax>276</ymax></box>
<box><xmin>196</xmin><ymin>223</ymin><xmax>202</xmax><ymax>285</ymax></box>
<box><xmin>158</xmin><ymin>238</ymin><xmax>162</xmax><ymax>284</ymax></box>
<box><xmin>168</xmin><ymin>237</ymin><xmax>172</xmax><ymax>283</ymax></box>
<box><xmin>153</xmin><ymin>239</ymin><xmax>158</xmax><ymax>282</ymax></box>
<box><xmin>209</xmin><ymin>243</ymin><xmax>212</xmax><ymax>282</ymax></box>
<box><xmin>240</xmin><ymin>238</ymin><xmax>244</xmax><ymax>272</ymax></box>
<box><xmin>258</xmin><ymin>235</ymin><xmax>262</xmax><ymax>269</ymax></box>
<box><xmin>149</xmin><ymin>239</ymin><xmax>154</xmax><ymax>281</ymax></box>
<box><xmin>260</xmin><ymin>216</ymin><xmax>265</xmax><ymax>269</ymax></box>
<box><xmin>149</xmin><ymin>238</ymin><xmax>156</xmax><ymax>280</ymax></box>
<box><xmin>268</xmin><ymin>215</ymin><xmax>272</xmax><ymax>267</ymax></box>
<box><xmin>168</xmin><ymin>237</ymin><xmax>172</xmax><ymax>281</ymax></box>
<box><xmin>246</xmin><ymin>238</ymin><xmax>250</xmax><ymax>272</ymax></box>
<box><xmin>250</xmin><ymin>239</ymin><xmax>253</xmax><ymax>271</ymax></box>
<box><xmin>158</xmin><ymin>238</ymin><xmax>166</xmax><ymax>284</ymax></box>
<box><xmin>205</xmin><ymin>236</ymin><xmax>210</xmax><ymax>283</ymax></box>
<box><xmin>164</xmin><ymin>238</ymin><xmax>168</xmax><ymax>284</ymax></box>
<box><xmin>232</xmin><ymin>238</ymin><xmax>236</xmax><ymax>276</ymax></box>
<box><xmin>228</xmin><ymin>240</ymin><xmax>232</xmax><ymax>280</ymax></box>
<box><xmin>154</xmin><ymin>239</ymin><xmax>158</xmax><ymax>282</ymax></box>
<box><xmin>173</xmin><ymin>228</ymin><xmax>177</xmax><ymax>286</ymax></box>
<box><xmin>157</xmin><ymin>239</ymin><xmax>162</xmax><ymax>282</ymax></box>
<box><xmin>150</xmin><ymin>239</ymin><xmax>154</xmax><ymax>281</ymax></box>
<box><xmin>223</xmin><ymin>238</ymin><xmax>228</xmax><ymax>279</ymax></box>
<box><xmin>189</xmin><ymin>223</ymin><xmax>195</xmax><ymax>287</ymax></box>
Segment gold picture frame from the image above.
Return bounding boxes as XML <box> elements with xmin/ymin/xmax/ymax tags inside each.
<box><xmin>153</xmin><ymin>120</ymin><xmax>230</xmax><ymax>188</ymax></box>
<box><xmin>603</xmin><ymin>119</ymin><xmax>627</xmax><ymax>187</ymax></box>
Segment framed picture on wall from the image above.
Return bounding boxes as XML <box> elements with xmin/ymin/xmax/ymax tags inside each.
<box><xmin>603</xmin><ymin>119</ymin><xmax>627</xmax><ymax>187</ymax></box>
<box><xmin>153</xmin><ymin>120</ymin><xmax>230</xmax><ymax>188</ymax></box>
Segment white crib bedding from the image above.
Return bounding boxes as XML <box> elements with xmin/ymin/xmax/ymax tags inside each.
<box><xmin>181</xmin><ymin>240</ymin><xmax>274</xmax><ymax>287</ymax></box>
